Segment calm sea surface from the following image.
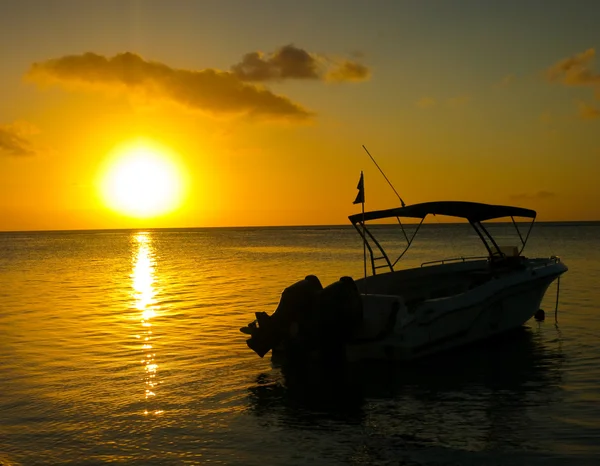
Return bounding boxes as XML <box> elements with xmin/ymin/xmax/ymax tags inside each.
<box><xmin>1</xmin><ymin>223</ymin><xmax>599</xmax><ymax>465</ymax></box>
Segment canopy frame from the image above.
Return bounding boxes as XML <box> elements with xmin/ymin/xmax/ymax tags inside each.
<box><xmin>348</xmin><ymin>201</ymin><xmax>537</xmax><ymax>275</ymax></box>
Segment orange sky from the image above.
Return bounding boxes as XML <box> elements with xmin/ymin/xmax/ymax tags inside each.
<box><xmin>1</xmin><ymin>1</ymin><xmax>599</xmax><ymax>231</ymax></box>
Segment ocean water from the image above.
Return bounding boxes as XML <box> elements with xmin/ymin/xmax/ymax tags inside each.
<box><xmin>1</xmin><ymin>222</ymin><xmax>599</xmax><ymax>465</ymax></box>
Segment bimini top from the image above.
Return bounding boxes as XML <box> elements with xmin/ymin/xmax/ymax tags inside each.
<box><xmin>349</xmin><ymin>201</ymin><xmax>537</xmax><ymax>224</ymax></box>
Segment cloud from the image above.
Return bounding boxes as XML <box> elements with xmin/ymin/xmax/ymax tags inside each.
<box><xmin>230</xmin><ymin>44</ymin><xmax>370</xmax><ymax>83</ymax></box>
<box><xmin>510</xmin><ymin>191</ymin><xmax>556</xmax><ymax>201</ymax></box>
<box><xmin>546</xmin><ymin>48</ymin><xmax>600</xmax><ymax>114</ymax></box>
<box><xmin>546</xmin><ymin>48</ymin><xmax>599</xmax><ymax>87</ymax></box>
<box><xmin>231</xmin><ymin>45</ymin><xmax>319</xmax><ymax>81</ymax></box>
<box><xmin>578</xmin><ymin>101</ymin><xmax>600</xmax><ymax>120</ymax></box>
<box><xmin>416</xmin><ymin>97</ymin><xmax>436</xmax><ymax>108</ymax></box>
<box><xmin>0</xmin><ymin>122</ymin><xmax>38</xmax><ymax>156</ymax></box>
<box><xmin>27</xmin><ymin>52</ymin><xmax>312</xmax><ymax>121</ymax></box>
<box><xmin>326</xmin><ymin>60</ymin><xmax>370</xmax><ymax>82</ymax></box>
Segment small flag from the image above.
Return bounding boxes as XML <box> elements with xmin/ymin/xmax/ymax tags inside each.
<box><xmin>353</xmin><ymin>171</ymin><xmax>364</xmax><ymax>204</ymax></box>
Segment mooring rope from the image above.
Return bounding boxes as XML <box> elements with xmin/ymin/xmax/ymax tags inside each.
<box><xmin>555</xmin><ymin>274</ymin><xmax>561</xmax><ymax>323</ymax></box>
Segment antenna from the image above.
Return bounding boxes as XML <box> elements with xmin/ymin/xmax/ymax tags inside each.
<box><xmin>362</xmin><ymin>145</ymin><xmax>406</xmax><ymax>207</ymax></box>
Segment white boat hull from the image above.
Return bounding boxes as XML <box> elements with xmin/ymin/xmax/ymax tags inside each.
<box><xmin>346</xmin><ymin>260</ymin><xmax>566</xmax><ymax>362</ymax></box>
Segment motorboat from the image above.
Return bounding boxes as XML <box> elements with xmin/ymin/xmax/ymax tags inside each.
<box><xmin>240</xmin><ymin>201</ymin><xmax>567</xmax><ymax>363</ymax></box>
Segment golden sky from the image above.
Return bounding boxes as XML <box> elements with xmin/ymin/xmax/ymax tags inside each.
<box><xmin>1</xmin><ymin>1</ymin><xmax>599</xmax><ymax>231</ymax></box>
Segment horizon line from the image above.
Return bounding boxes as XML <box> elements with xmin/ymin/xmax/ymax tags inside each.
<box><xmin>2</xmin><ymin>219</ymin><xmax>600</xmax><ymax>234</ymax></box>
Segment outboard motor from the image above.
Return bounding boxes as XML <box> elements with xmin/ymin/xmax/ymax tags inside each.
<box><xmin>243</xmin><ymin>275</ymin><xmax>323</xmax><ymax>357</ymax></box>
<box><xmin>242</xmin><ymin>275</ymin><xmax>364</xmax><ymax>363</ymax></box>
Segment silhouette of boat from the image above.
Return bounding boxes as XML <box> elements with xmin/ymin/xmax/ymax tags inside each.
<box><xmin>240</xmin><ymin>201</ymin><xmax>567</xmax><ymax>363</ymax></box>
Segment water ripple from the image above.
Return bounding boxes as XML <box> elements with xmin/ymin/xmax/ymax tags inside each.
<box><xmin>1</xmin><ymin>225</ymin><xmax>599</xmax><ymax>465</ymax></box>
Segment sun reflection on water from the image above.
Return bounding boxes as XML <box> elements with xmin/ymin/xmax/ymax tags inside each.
<box><xmin>132</xmin><ymin>232</ymin><xmax>162</xmax><ymax>415</ymax></box>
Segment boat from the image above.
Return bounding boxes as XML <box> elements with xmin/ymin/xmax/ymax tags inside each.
<box><xmin>240</xmin><ymin>201</ymin><xmax>567</xmax><ymax>363</ymax></box>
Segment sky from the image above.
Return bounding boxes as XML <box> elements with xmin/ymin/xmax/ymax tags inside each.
<box><xmin>1</xmin><ymin>0</ymin><xmax>599</xmax><ymax>231</ymax></box>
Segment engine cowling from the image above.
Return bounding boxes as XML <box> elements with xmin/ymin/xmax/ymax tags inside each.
<box><xmin>243</xmin><ymin>275</ymin><xmax>364</xmax><ymax>359</ymax></box>
<box><xmin>244</xmin><ymin>275</ymin><xmax>323</xmax><ymax>357</ymax></box>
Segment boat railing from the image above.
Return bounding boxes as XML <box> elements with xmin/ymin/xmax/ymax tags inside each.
<box><xmin>421</xmin><ymin>256</ymin><xmax>489</xmax><ymax>267</ymax></box>
<box><xmin>529</xmin><ymin>256</ymin><xmax>562</xmax><ymax>268</ymax></box>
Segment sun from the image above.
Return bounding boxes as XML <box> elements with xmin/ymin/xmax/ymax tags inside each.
<box><xmin>99</xmin><ymin>140</ymin><xmax>187</xmax><ymax>219</ymax></box>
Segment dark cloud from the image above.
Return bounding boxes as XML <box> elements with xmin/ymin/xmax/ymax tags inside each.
<box><xmin>27</xmin><ymin>47</ymin><xmax>371</xmax><ymax>121</ymax></box>
<box><xmin>546</xmin><ymin>49</ymin><xmax>600</xmax><ymax>118</ymax></box>
<box><xmin>547</xmin><ymin>49</ymin><xmax>600</xmax><ymax>107</ymax></box>
<box><xmin>230</xmin><ymin>44</ymin><xmax>371</xmax><ymax>83</ymax></box>
<box><xmin>546</xmin><ymin>48</ymin><xmax>599</xmax><ymax>87</ymax></box>
<box><xmin>27</xmin><ymin>52</ymin><xmax>312</xmax><ymax>121</ymax></box>
<box><xmin>231</xmin><ymin>45</ymin><xmax>320</xmax><ymax>81</ymax></box>
<box><xmin>510</xmin><ymin>191</ymin><xmax>556</xmax><ymax>201</ymax></box>
<box><xmin>0</xmin><ymin>123</ymin><xmax>36</xmax><ymax>156</ymax></box>
<box><xmin>326</xmin><ymin>60</ymin><xmax>371</xmax><ymax>82</ymax></box>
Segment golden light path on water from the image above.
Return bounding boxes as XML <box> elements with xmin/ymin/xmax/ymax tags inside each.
<box><xmin>132</xmin><ymin>232</ymin><xmax>163</xmax><ymax>416</ymax></box>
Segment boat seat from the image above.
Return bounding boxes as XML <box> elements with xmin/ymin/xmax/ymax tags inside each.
<box><xmin>351</xmin><ymin>294</ymin><xmax>407</xmax><ymax>341</ymax></box>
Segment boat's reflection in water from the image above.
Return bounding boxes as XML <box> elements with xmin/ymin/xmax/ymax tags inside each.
<box><xmin>247</xmin><ymin>326</ymin><xmax>565</xmax><ymax>443</ymax></box>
